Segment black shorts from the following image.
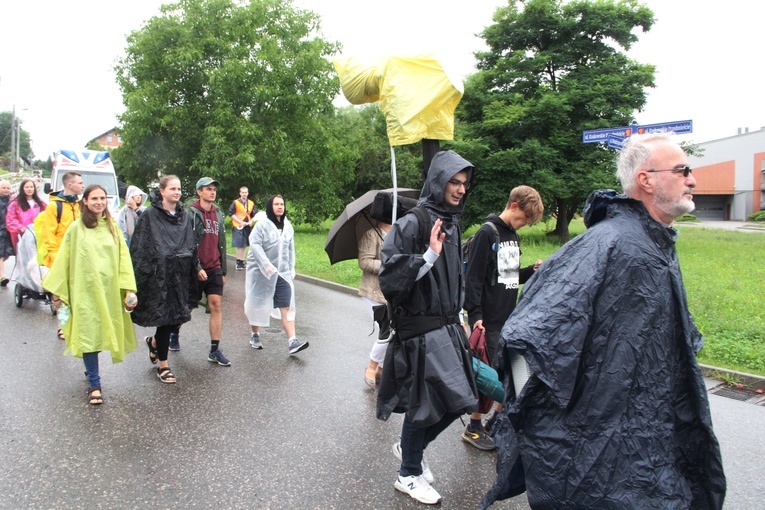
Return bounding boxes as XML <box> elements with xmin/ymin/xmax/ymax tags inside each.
<box><xmin>273</xmin><ymin>276</ymin><xmax>292</xmax><ymax>308</ymax></box>
<box><xmin>197</xmin><ymin>268</ymin><xmax>224</xmax><ymax>299</ymax></box>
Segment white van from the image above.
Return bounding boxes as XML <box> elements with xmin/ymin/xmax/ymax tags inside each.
<box><xmin>45</xmin><ymin>149</ymin><xmax>121</xmax><ymax>214</ymax></box>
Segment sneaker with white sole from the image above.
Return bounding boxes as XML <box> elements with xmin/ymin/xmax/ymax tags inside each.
<box><xmin>392</xmin><ymin>442</ymin><xmax>434</xmax><ymax>483</ymax></box>
<box><xmin>207</xmin><ymin>348</ymin><xmax>231</xmax><ymax>366</ymax></box>
<box><xmin>394</xmin><ymin>474</ymin><xmax>442</xmax><ymax>505</ymax></box>
<box><xmin>249</xmin><ymin>333</ymin><xmax>263</xmax><ymax>349</ymax></box>
<box><xmin>288</xmin><ymin>338</ymin><xmax>309</xmax><ymax>354</ymax></box>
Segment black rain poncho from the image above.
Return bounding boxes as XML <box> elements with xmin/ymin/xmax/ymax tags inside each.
<box><xmin>129</xmin><ymin>193</ymin><xmax>198</xmax><ymax>327</ymax></box>
<box><xmin>481</xmin><ymin>190</ymin><xmax>726</xmax><ymax>510</ymax></box>
<box><xmin>376</xmin><ymin>150</ymin><xmax>479</xmax><ymax>427</ymax></box>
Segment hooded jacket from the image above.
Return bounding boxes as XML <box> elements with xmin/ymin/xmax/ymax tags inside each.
<box><xmin>376</xmin><ymin>150</ymin><xmax>479</xmax><ymax>427</ymax></box>
<box><xmin>128</xmin><ymin>193</ymin><xmax>198</xmax><ymax>327</ymax></box>
<box><xmin>118</xmin><ymin>185</ymin><xmax>147</xmax><ymax>246</ymax></box>
<box><xmin>481</xmin><ymin>190</ymin><xmax>726</xmax><ymax>509</ymax></box>
<box><xmin>188</xmin><ymin>200</ymin><xmax>227</xmax><ymax>275</ymax></box>
<box><xmin>41</xmin><ymin>191</ymin><xmax>80</xmax><ymax>267</ymax></box>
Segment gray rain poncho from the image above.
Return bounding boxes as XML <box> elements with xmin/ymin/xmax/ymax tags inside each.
<box><xmin>376</xmin><ymin>150</ymin><xmax>479</xmax><ymax>427</ymax></box>
<box><xmin>244</xmin><ymin>197</ymin><xmax>296</xmax><ymax>326</ymax></box>
<box><xmin>481</xmin><ymin>190</ymin><xmax>726</xmax><ymax>509</ymax></box>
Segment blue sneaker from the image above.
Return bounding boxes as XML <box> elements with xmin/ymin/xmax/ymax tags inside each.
<box><xmin>168</xmin><ymin>332</ymin><xmax>180</xmax><ymax>351</ymax></box>
<box><xmin>249</xmin><ymin>333</ymin><xmax>263</xmax><ymax>349</ymax></box>
<box><xmin>208</xmin><ymin>348</ymin><xmax>231</xmax><ymax>366</ymax></box>
<box><xmin>288</xmin><ymin>338</ymin><xmax>309</xmax><ymax>355</ymax></box>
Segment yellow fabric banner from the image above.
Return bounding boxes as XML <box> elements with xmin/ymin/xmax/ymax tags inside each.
<box><xmin>333</xmin><ymin>54</ymin><xmax>463</xmax><ymax>146</ymax></box>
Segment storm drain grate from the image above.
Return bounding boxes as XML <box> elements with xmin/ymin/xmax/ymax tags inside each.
<box><xmin>710</xmin><ymin>387</ymin><xmax>754</xmax><ymax>402</ymax></box>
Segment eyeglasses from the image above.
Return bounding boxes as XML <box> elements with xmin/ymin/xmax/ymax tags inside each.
<box><xmin>447</xmin><ymin>179</ymin><xmax>470</xmax><ymax>191</ymax></box>
<box><xmin>646</xmin><ymin>166</ymin><xmax>692</xmax><ymax>178</ymax></box>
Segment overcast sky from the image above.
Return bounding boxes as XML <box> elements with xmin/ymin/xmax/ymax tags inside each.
<box><xmin>1</xmin><ymin>0</ymin><xmax>764</xmax><ymax>160</ymax></box>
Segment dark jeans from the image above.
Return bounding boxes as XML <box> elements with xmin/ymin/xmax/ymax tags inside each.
<box><xmin>83</xmin><ymin>352</ymin><xmax>100</xmax><ymax>389</ymax></box>
<box><xmin>399</xmin><ymin>412</ymin><xmax>461</xmax><ymax>477</ymax></box>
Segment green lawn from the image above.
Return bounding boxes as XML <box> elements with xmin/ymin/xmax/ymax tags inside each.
<box><xmin>233</xmin><ymin>219</ymin><xmax>765</xmax><ymax>376</ymax></box>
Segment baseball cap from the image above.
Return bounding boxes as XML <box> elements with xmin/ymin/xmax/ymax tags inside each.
<box><xmin>196</xmin><ymin>177</ymin><xmax>220</xmax><ymax>190</ymax></box>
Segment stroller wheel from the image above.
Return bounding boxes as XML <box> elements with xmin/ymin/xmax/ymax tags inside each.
<box><xmin>14</xmin><ymin>284</ymin><xmax>24</xmax><ymax>308</ymax></box>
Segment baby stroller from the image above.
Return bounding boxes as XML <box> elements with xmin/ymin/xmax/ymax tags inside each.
<box><xmin>11</xmin><ymin>228</ymin><xmax>56</xmax><ymax>315</ymax></box>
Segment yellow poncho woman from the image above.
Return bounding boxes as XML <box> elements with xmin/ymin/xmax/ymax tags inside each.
<box><xmin>43</xmin><ymin>217</ymin><xmax>138</xmax><ymax>362</ymax></box>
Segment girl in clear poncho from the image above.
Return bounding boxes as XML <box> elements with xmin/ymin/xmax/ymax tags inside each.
<box><xmin>244</xmin><ymin>195</ymin><xmax>308</xmax><ymax>355</ymax></box>
<box><xmin>42</xmin><ymin>185</ymin><xmax>138</xmax><ymax>405</ymax></box>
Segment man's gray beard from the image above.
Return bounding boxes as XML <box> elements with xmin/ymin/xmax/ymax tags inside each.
<box><xmin>656</xmin><ymin>193</ymin><xmax>695</xmax><ymax>221</ymax></box>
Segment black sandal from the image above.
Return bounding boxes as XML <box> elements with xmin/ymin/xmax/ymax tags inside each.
<box><xmin>87</xmin><ymin>387</ymin><xmax>103</xmax><ymax>405</ymax></box>
<box><xmin>157</xmin><ymin>366</ymin><xmax>176</xmax><ymax>384</ymax></box>
<box><xmin>57</xmin><ymin>328</ymin><xmax>65</xmax><ymax>340</ymax></box>
<box><xmin>145</xmin><ymin>336</ymin><xmax>158</xmax><ymax>365</ymax></box>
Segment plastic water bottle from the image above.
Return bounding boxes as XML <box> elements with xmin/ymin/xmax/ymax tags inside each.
<box><xmin>58</xmin><ymin>304</ymin><xmax>70</xmax><ymax>326</ymax></box>
<box><xmin>125</xmin><ymin>293</ymin><xmax>137</xmax><ymax>313</ymax></box>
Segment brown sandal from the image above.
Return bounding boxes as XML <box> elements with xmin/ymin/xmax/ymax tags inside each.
<box><xmin>87</xmin><ymin>387</ymin><xmax>103</xmax><ymax>405</ymax></box>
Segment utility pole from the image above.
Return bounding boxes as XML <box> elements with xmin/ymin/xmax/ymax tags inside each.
<box><xmin>10</xmin><ymin>105</ymin><xmax>16</xmax><ymax>173</ymax></box>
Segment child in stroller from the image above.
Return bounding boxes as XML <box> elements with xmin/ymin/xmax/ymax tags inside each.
<box><xmin>11</xmin><ymin>227</ymin><xmax>56</xmax><ymax>315</ymax></box>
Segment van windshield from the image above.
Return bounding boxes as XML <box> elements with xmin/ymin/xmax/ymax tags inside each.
<box><xmin>54</xmin><ymin>171</ymin><xmax>118</xmax><ymax>196</ymax></box>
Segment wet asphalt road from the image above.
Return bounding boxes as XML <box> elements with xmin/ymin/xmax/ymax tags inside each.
<box><xmin>0</xmin><ymin>258</ymin><xmax>529</xmax><ymax>510</ymax></box>
<box><xmin>1</xmin><ymin>256</ymin><xmax>764</xmax><ymax>509</ymax></box>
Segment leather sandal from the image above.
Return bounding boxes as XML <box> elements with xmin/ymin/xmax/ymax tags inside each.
<box><xmin>157</xmin><ymin>366</ymin><xmax>176</xmax><ymax>384</ymax></box>
<box><xmin>87</xmin><ymin>387</ymin><xmax>103</xmax><ymax>405</ymax></box>
<box><xmin>145</xmin><ymin>336</ymin><xmax>158</xmax><ymax>365</ymax></box>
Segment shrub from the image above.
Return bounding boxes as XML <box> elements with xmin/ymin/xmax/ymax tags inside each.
<box><xmin>747</xmin><ymin>210</ymin><xmax>765</xmax><ymax>222</ymax></box>
<box><xmin>676</xmin><ymin>213</ymin><xmax>698</xmax><ymax>222</ymax></box>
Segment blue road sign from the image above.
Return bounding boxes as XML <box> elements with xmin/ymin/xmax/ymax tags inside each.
<box><xmin>583</xmin><ymin>120</ymin><xmax>693</xmax><ymax>144</ymax></box>
<box><xmin>607</xmin><ymin>135</ymin><xmax>626</xmax><ymax>150</ymax></box>
<box><xmin>639</xmin><ymin>120</ymin><xmax>693</xmax><ymax>135</ymax></box>
<box><xmin>582</xmin><ymin>126</ymin><xmax>632</xmax><ymax>143</ymax></box>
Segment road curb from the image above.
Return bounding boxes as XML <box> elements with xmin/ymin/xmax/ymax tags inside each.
<box><xmin>700</xmin><ymin>364</ymin><xmax>765</xmax><ymax>391</ymax></box>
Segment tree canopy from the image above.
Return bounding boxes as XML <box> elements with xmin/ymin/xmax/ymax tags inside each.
<box><xmin>0</xmin><ymin>111</ymin><xmax>33</xmax><ymax>168</ymax></box>
<box><xmin>457</xmin><ymin>0</ymin><xmax>655</xmax><ymax>241</ymax></box>
<box><xmin>114</xmin><ymin>0</ymin><xmax>347</xmax><ymax>222</ymax></box>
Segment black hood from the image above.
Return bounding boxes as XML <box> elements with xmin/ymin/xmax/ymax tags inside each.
<box><xmin>418</xmin><ymin>150</ymin><xmax>474</xmax><ymax>216</ymax></box>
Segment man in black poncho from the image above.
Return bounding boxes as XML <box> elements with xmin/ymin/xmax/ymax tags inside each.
<box><xmin>481</xmin><ymin>133</ymin><xmax>726</xmax><ymax>509</ymax></box>
<box><xmin>377</xmin><ymin>150</ymin><xmax>479</xmax><ymax>506</ymax></box>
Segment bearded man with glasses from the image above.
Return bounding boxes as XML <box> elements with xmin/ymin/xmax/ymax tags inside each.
<box><xmin>482</xmin><ymin>133</ymin><xmax>726</xmax><ymax>510</ymax></box>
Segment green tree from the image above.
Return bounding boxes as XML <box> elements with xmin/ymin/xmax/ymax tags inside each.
<box><xmin>114</xmin><ymin>0</ymin><xmax>346</xmax><ymax>223</ymax></box>
<box><xmin>0</xmin><ymin>111</ymin><xmax>33</xmax><ymax>168</ymax></box>
<box><xmin>332</xmin><ymin>104</ymin><xmax>425</xmax><ymax>201</ymax></box>
<box><xmin>458</xmin><ymin>0</ymin><xmax>655</xmax><ymax>241</ymax></box>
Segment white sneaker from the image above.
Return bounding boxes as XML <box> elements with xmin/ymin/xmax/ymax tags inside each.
<box><xmin>249</xmin><ymin>333</ymin><xmax>263</xmax><ymax>349</ymax></box>
<box><xmin>392</xmin><ymin>442</ymin><xmax>434</xmax><ymax>483</ymax></box>
<box><xmin>394</xmin><ymin>474</ymin><xmax>442</xmax><ymax>505</ymax></box>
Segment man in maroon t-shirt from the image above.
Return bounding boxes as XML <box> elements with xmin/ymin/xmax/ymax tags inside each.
<box><xmin>188</xmin><ymin>177</ymin><xmax>230</xmax><ymax>366</ymax></box>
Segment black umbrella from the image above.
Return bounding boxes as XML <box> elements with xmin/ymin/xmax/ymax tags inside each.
<box><xmin>324</xmin><ymin>188</ymin><xmax>420</xmax><ymax>265</ymax></box>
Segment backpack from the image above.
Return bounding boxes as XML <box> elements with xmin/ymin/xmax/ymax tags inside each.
<box><xmin>462</xmin><ymin>221</ymin><xmax>500</xmax><ymax>286</ymax></box>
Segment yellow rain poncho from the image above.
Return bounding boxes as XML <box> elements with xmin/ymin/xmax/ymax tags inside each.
<box><xmin>42</xmin><ymin>218</ymin><xmax>137</xmax><ymax>362</ymax></box>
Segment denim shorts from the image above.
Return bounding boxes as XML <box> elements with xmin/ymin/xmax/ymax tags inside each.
<box><xmin>273</xmin><ymin>276</ymin><xmax>292</xmax><ymax>308</ymax></box>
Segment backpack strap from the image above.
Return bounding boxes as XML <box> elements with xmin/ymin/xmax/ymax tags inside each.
<box><xmin>408</xmin><ymin>205</ymin><xmax>431</xmax><ymax>252</ymax></box>
<box><xmin>56</xmin><ymin>200</ymin><xmax>63</xmax><ymax>223</ymax></box>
